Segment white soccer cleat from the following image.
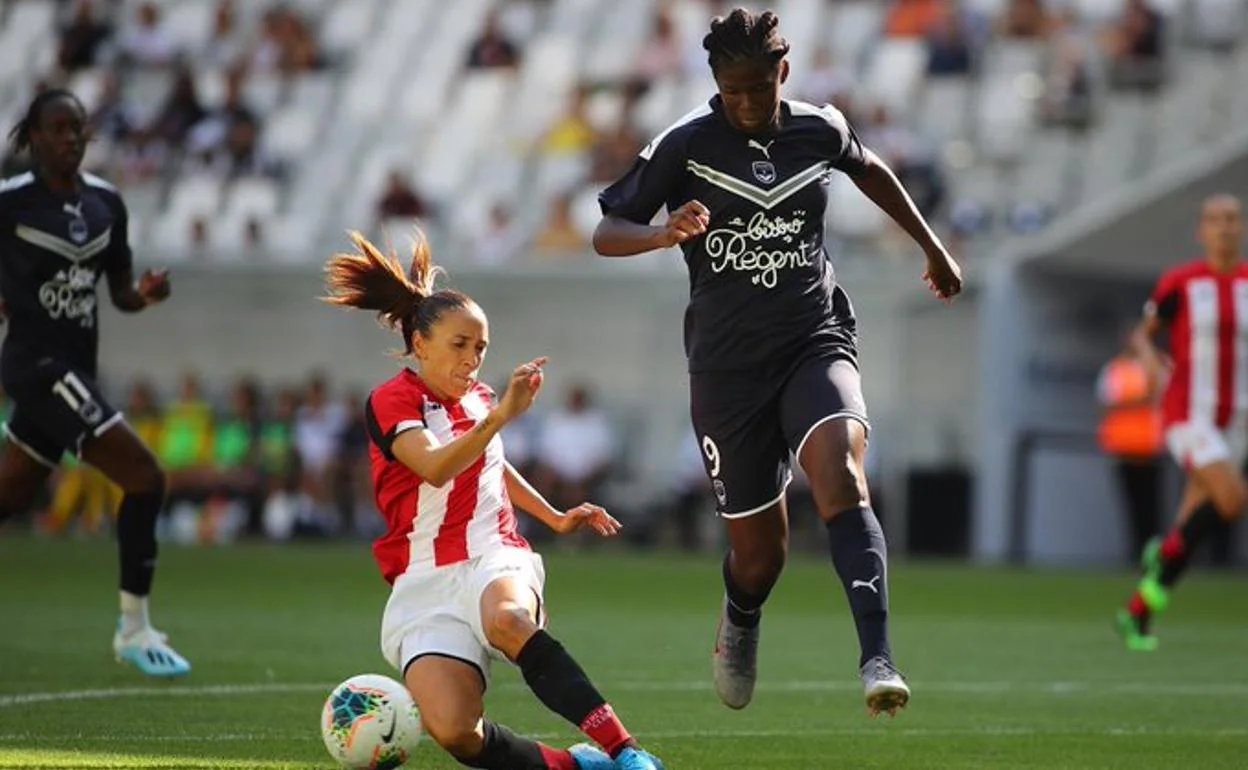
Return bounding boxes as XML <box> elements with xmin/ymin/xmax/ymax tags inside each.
<box><xmin>860</xmin><ymin>655</ymin><xmax>909</xmax><ymax>717</ymax></box>
<box><xmin>113</xmin><ymin>624</ymin><xmax>191</xmax><ymax>678</ymax></box>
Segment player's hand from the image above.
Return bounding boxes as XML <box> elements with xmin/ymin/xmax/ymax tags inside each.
<box><xmin>497</xmin><ymin>357</ymin><xmax>548</xmax><ymax>422</ymax></box>
<box><xmin>659</xmin><ymin>200</ymin><xmax>710</xmax><ymax>247</ymax></box>
<box><xmin>552</xmin><ymin>503</ymin><xmax>622</xmax><ymax>537</ymax></box>
<box><xmin>138</xmin><ymin>269</ymin><xmax>171</xmax><ymax>305</ymax></box>
<box><xmin>922</xmin><ymin>247</ymin><xmax>962</xmax><ymax>302</ymax></box>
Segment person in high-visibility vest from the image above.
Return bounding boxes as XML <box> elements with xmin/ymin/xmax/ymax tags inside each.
<box><xmin>1097</xmin><ymin>342</ymin><xmax>1165</xmax><ymax>561</ymax></box>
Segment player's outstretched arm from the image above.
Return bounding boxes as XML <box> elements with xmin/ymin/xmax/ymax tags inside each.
<box><xmin>391</xmin><ymin>358</ymin><xmax>546</xmax><ymax>487</ymax></box>
<box><xmin>502</xmin><ymin>462</ymin><xmax>621</xmax><ymax>537</ymax></box>
<box><xmin>851</xmin><ymin>150</ymin><xmax>962</xmax><ymax>301</ymax></box>
<box><xmin>592</xmin><ymin>201</ymin><xmax>710</xmax><ymax>257</ymax></box>
<box><xmin>107</xmin><ymin>266</ymin><xmax>171</xmax><ymax>312</ymax></box>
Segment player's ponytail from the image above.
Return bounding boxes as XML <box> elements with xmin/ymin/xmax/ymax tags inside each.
<box><xmin>703</xmin><ymin>8</ymin><xmax>789</xmax><ymax>74</ymax></box>
<box><xmin>323</xmin><ymin>230</ymin><xmax>470</xmax><ymax>357</ymax></box>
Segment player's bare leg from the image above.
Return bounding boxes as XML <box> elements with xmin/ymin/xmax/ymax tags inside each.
<box><xmin>1121</xmin><ymin>460</ymin><xmax>1246</xmax><ymax>649</ymax></box>
<box><xmin>716</xmin><ymin>503</ymin><xmax>787</xmax><ymax>710</ymax></box>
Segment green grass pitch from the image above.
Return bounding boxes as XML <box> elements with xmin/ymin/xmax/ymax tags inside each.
<box><xmin>2</xmin><ymin>536</ymin><xmax>1247</xmax><ymax>769</ymax></box>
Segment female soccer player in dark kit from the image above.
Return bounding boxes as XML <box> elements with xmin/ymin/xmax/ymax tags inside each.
<box><xmin>594</xmin><ymin>9</ymin><xmax>963</xmax><ymax>716</ymax></box>
<box><xmin>0</xmin><ymin>89</ymin><xmax>187</xmax><ymax>677</ymax></box>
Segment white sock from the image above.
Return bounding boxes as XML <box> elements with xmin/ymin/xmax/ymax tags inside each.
<box><xmin>119</xmin><ymin>591</ymin><xmax>150</xmax><ymax>636</ymax></box>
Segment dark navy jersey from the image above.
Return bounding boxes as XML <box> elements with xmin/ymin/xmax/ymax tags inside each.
<box><xmin>0</xmin><ymin>171</ymin><xmax>133</xmax><ymax>378</ymax></box>
<box><xmin>599</xmin><ymin>96</ymin><xmax>868</xmax><ymax>373</ymax></box>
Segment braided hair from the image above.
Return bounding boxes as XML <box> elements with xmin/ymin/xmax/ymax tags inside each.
<box><xmin>702</xmin><ymin>8</ymin><xmax>791</xmax><ymax>74</ymax></box>
<box><xmin>323</xmin><ymin>231</ymin><xmax>473</xmax><ymax>358</ymax></box>
<box><xmin>7</xmin><ymin>89</ymin><xmax>85</xmax><ymax>154</ymax></box>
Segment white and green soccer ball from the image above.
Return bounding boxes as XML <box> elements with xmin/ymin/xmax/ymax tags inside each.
<box><xmin>321</xmin><ymin>674</ymin><xmax>423</xmax><ymax>770</ymax></box>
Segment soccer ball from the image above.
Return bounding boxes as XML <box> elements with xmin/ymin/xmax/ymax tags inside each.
<box><xmin>321</xmin><ymin>674</ymin><xmax>422</xmax><ymax>770</ymax></box>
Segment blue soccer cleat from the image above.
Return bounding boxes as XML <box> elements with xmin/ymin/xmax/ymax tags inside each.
<box><xmin>613</xmin><ymin>746</ymin><xmax>665</xmax><ymax>770</ymax></box>
<box><xmin>568</xmin><ymin>744</ymin><xmax>664</xmax><ymax>770</ymax></box>
<box><xmin>113</xmin><ymin>623</ymin><xmax>192</xmax><ymax>678</ymax></box>
<box><xmin>569</xmin><ymin>743</ymin><xmax>612</xmax><ymax>770</ymax></box>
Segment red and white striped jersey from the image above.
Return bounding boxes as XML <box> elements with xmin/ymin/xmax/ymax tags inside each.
<box><xmin>1147</xmin><ymin>259</ymin><xmax>1248</xmax><ymax>429</ymax></box>
<box><xmin>364</xmin><ymin>369</ymin><xmax>528</xmax><ymax>584</ymax></box>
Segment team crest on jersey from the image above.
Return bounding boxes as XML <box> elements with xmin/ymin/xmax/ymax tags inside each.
<box><xmin>63</xmin><ymin>202</ymin><xmax>88</xmax><ymax>245</ymax></box>
<box><xmin>751</xmin><ymin>161</ymin><xmax>776</xmax><ymax>185</ymax></box>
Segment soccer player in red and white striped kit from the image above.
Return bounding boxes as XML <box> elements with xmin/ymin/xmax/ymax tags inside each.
<box><xmin>324</xmin><ymin>232</ymin><xmax>663</xmax><ymax>770</ymax></box>
<box><xmin>1117</xmin><ymin>194</ymin><xmax>1248</xmax><ymax>651</ymax></box>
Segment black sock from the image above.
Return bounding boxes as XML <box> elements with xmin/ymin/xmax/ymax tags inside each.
<box><xmin>459</xmin><ymin>720</ymin><xmax>568</xmax><ymax>770</ymax></box>
<box><xmin>826</xmin><ymin>506</ymin><xmax>891</xmax><ymax>667</ymax></box>
<box><xmin>1160</xmin><ymin>502</ymin><xmax>1221</xmax><ymax>587</ymax></box>
<box><xmin>516</xmin><ymin>631</ymin><xmax>632</xmax><ymax>757</ymax></box>
<box><xmin>722</xmin><ymin>553</ymin><xmax>770</xmax><ymax>629</ymax></box>
<box><xmin>116</xmin><ymin>489</ymin><xmax>163</xmax><ymax>596</ymax></box>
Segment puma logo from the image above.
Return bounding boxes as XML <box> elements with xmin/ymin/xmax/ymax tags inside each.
<box><xmin>851</xmin><ymin>576</ymin><xmax>881</xmax><ymax>594</ymax></box>
<box><xmin>747</xmin><ymin>139</ymin><xmax>775</xmax><ymax>159</ymax></box>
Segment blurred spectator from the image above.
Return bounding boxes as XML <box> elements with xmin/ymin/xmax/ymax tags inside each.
<box><xmin>44</xmin><ymin>456</ymin><xmax>120</xmax><ymax>537</ymax></box>
<box><xmin>58</xmin><ymin>0</ymin><xmax>112</xmax><ymax>73</ymax></box>
<box><xmin>1103</xmin><ymin>0</ymin><xmax>1166</xmax><ymax>91</ymax></box>
<box><xmin>244</xmin><ymin>217</ymin><xmax>266</xmax><ymax>251</ymax></box>
<box><xmin>541</xmin><ymin>86</ymin><xmax>599</xmax><ymax>158</ymax></box>
<box><xmin>999</xmin><ymin>0</ymin><xmax>1053</xmax><ymax>40</ymax></box>
<box><xmin>632</xmin><ymin>7</ymin><xmax>685</xmax><ymax>87</ymax></box>
<box><xmin>203</xmin><ymin>0</ymin><xmax>245</xmax><ymax>68</ymax></box>
<box><xmin>466</xmin><ymin>10</ymin><xmax>520</xmax><ymax>69</ymax></box>
<box><xmin>250</xmin><ymin>6</ymin><xmax>321</xmax><ymax>75</ymax></box>
<box><xmin>501</xmin><ymin>405</ymin><xmax>539</xmax><ymax>481</ymax></box>
<box><xmin>159</xmin><ymin>371</ymin><xmax>216</xmax><ymax>503</ymax></box>
<box><xmin>111</xmin><ymin>131</ymin><xmax>169</xmax><ymax>187</ymax></box>
<box><xmin>117</xmin><ymin>2</ymin><xmax>181</xmax><ymax>69</ymax></box>
<box><xmin>589</xmin><ymin>120</ymin><xmax>644</xmax><ymax>184</ymax></box>
<box><xmin>89</xmin><ymin>70</ymin><xmax>133</xmax><ymax>144</ymax></box>
<box><xmin>187</xmin><ymin>66</ymin><xmax>258</xmax><ymax>165</ymax></box>
<box><xmin>926</xmin><ymin>5</ymin><xmax>975</xmax><ymax>76</ymax></box>
<box><xmin>861</xmin><ymin>105</ymin><xmax>945</xmax><ymax>218</ymax></box>
<box><xmin>188</xmin><ymin>216</ymin><xmax>212</xmax><ymax>257</ymax></box>
<box><xmin>126</xmin><ymin>380</ymin><xmax>165</xmax><ymax>451</ymax></box>
<box><xmin>207</xmin><ymin>378</ymin><xmax>266</xmax><ymax>532</ymax></box>
<box><xmin>1038</xmin><ymin>17</ymin><xmax>1095</xmax><ymax>129</ymax></box>
<box><xmin>375</xmin><ymin>170</ymin><xmax>432</xmax><ymax>226</ymax></box>
<box><xmin>332</xmin><ymin>391</ymin><xmax>370</xmax><ymax>537</ymax></box>
<box><xmin>294</xmin><ymin>373</ymin><xmax>347</xmax><ymax>529</ymax></box>
<box><xmin>1097</xmin><ymin>338</ymin><xmax>1164</xmax><ymax>562</ymax></box>
<box><xmin>187</xmin><ymin>68</ymin><xmax>280</xmax><ymax>180</ymax></box>
<box><xmin>534</xmin><ymin>192</ymin><xmax>586</xmax><ymax>254</ymax></box>
<box><xmin>473</xmin><ymin>204</ymin><xmax>524</xmax><ymax>266</ymax></box>
<box><xmin>536</xmin><ymin>86</ymin><xmax>599</xmax><ymax>193</ymax></box>
<box><xmin>258</xmin><ymin>386</ymin><xmax>302</xmax><ymax>538</ymax></box>
<box><xmin>533</xmin><ymin>383</ymin><xmax>616</xmax><ymax>514</ymax></box>
<box><xmin>886</xmin><ymin>0</ymin><xmax>947</xmax><ymax>39</ymax></box>
<box><xmin>148</xmin><ymin>64</ymin><xmax>208</xmax><ymax>147</ymax></box>
<box><xmin>798</xmin><ymin>44</ymin><xmax>853</xmax><ymax>106</ymax></box>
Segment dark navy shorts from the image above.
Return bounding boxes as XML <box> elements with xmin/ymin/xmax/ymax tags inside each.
<box><xmin>689</xmin><ymin>352</ymin><xmax>868</xmax><ymax>517</ymax></box>
<box><xmin>3</xmin><ymin>358</ymin><xmax>120</xmax><ymax>468</ymax></box>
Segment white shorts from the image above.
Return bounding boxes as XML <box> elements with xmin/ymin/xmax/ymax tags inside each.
<box><xmin>1165</xmin><ymin>420</ymin><xmax>1248</xmax><ymax>471</ymax></box>
<box><xmin>379</xmin><ymin>547</ymin><xmax>546</xmax><ymax>689</ymax></box>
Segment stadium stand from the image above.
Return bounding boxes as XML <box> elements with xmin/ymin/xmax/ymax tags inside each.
<box><xmin>1</xmin><ymin>0</ymin><xmax>1245</xmax><ymax>266</ymax></box>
